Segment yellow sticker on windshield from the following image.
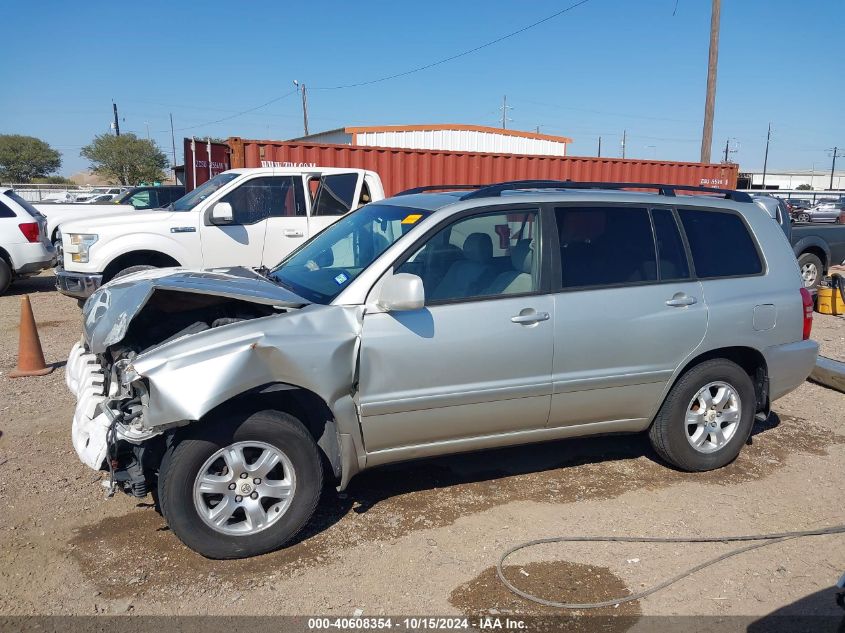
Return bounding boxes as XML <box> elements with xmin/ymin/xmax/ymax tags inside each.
<box><xmin>401</xmin><ymin>214</ymin><xmax>423</xmax><ymax>225</ymax></box>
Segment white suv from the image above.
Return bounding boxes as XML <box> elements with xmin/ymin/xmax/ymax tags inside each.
<box><xmin>0</xmin><ymin>188</ymin><xmax>56</xmax><ymax>294</ymax></box>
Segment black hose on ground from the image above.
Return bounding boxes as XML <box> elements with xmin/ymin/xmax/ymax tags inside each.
<box><xmin>497</xmin><ymin>524</ymin><xmax>845</xmax><ymax>609</ymax></box>
<box><xmin>835</xmin><ymin>273</ymin><xmax>845</xmax><ymax>306</ymax></box>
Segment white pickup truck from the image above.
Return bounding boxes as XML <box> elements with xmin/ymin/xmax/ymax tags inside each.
<box><xmin>55</xmin><ymin>167</ymin><xmax>385</xmax><ymax>299</ymax></box>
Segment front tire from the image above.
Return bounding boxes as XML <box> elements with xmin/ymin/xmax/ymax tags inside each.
<box><xmin>649</xmin><ymin>359</ymin><xmax>756</xmax><ymax>472</ymax></box>
<box><xmin>111</xmin><ymin>264</ymin><xmax>156</xmax><ymax>281</ymax></box>
<box><xmin>158</xmin><ymin>409</ymin><xmax>323</xmax><ymax>559</ymax></box>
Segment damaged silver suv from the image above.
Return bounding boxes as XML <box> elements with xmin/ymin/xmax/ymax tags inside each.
<box><xmin>66</xmin><ymin>181</ymin><xmax>818</xmax><ymax>559</ymax></box>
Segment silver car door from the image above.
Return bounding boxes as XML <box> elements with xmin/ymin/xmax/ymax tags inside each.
<box><xmin>549</xmin><ymin>205</ymin><xmax>708</xmax><ymax>428</ymax></box>
<box><xmin>358</xmin><ymin>206</ymin><xmax>553</xmax><ymax>454</ymax></box>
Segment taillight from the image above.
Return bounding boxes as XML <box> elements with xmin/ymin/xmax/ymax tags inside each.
<box><xmin>800</xmin><ymin>287</ymin><xmax>813</xmax><ymax>340</ymax></box>
<box><xmin>18</xmin><ymin>222</ymin><xmax>39</xmax><ymax>243</ymax></box>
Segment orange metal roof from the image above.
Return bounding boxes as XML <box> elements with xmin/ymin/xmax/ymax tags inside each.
<box><xmin>344</xmin><ymin>124</ymin><xmax>573</xmax><ymax>144</ymax></box>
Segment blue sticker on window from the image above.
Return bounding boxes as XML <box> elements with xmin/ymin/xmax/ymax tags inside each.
<box><xmin>334</xmin><ymin>272</ymin><xmax>349</xmax><ymax>285</ymax></box>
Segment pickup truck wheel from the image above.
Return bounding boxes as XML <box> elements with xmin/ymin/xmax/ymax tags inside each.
<box><xmin>0</xmin><ymin>259</ymin><xmax>11</xmax><ymax>295</ymax></box>
<box><xmin>648</xmin><ymin>359</ymin><xmax>755</xmax><ymax>472</ymax></box>
<box><xmin>797</xmin><ymin>253</ymin><xmax>823</xmax><ymax>288</ymax></box>
<box><xmin>158</xmin><ymin>409</ymin><xmax>323</xmax><ymax>559</ymax></box>
<box><xmin>112</xmin><ymin>264</ymin><xmax>156</xmax><ymax>281</ymax></box>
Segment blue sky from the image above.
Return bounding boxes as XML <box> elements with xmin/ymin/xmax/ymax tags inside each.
<box><xmin>2</xmin><ymin>0</ymin><xmax>843</xmax><ymax>177</ymax></box>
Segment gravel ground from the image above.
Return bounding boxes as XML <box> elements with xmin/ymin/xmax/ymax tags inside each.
<box><xmin>0</xmin><ymin>272</ymin><xmax>844</xmax><ymax>626</ymax></box>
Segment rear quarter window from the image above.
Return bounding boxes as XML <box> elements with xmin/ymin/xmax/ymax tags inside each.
<box><xmin>0</xmin><ymin>199</ymin><xmax>16</xmax><ymax>218</ymax></box>
<box><xmin>678</xmin><ymin>209</ymin><xmax>763</xmax><ymax>278</ymax></box>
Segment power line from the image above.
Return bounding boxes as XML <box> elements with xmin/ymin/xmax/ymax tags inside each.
<box><xmin>156</xmin><ymin>90</ymin><xmax>298</xmax><ymax>134</ymax></box>
<box><xmin>312</xmin><ymin>0</ymin><xmax>596</xmax><ymax>90</ymax></box>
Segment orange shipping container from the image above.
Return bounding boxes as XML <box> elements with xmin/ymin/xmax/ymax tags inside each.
<box><xmin>218</xmin><ymin>137</ymin><xmax>738</xmax><ymax>196</ymax></box>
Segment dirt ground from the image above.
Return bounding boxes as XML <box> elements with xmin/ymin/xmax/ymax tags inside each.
<box><xmin>1</xmin><ymin>272</ymin><xmax>844</xmax><ymax>626</ymax></box>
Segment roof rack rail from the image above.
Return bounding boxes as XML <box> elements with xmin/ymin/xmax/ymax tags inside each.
<box><xmin>395</xmin><ymin>184</ymin><xmax>484</xmax><ymax>196</ymax></box>
<box><xmin>459</xmin><ymin>180</ymin><xmax>752</xmax><ymax>203</ymax></box>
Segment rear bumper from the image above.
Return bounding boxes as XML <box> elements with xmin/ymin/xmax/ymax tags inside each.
<box><xmin>56</xmin><ymin>270</ymin><xmax>103</xmax><ymax>299</ymax></box>
<box><xmin>764</xmin><ymin>339</ymin><xmax>819</xmax><ymax>401</ymax></box>
<box><xmin>7</xmin><ymin>242</ymin><xmax>55</xmax><ymax>276</ymax></box>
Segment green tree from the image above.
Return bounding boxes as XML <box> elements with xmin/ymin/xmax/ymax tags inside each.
<box><xmin>796</xmin><ymin>183</ymin><xmax>813</xmax><ymax>190</ymax></box>
<box><xmin>81</xmin><ymin>133</ymin><xmax>168</xmax><ymax>185</ymax></box>
<box><xmin>0</xmin><ymin>134</ymin><xmax>62</xmax><ymax>182</ymax></box>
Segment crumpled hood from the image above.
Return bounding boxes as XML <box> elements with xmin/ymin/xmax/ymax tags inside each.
<box><xmin>82</xmin><ymin>266</ymin><xmax>309</xmax><ymax>354</ymax></box>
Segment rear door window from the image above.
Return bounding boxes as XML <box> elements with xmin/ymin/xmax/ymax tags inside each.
<box><xmin>556</xmin><ymin>206</ymin><xmax>657</xmax><ymax>289</ymax></box>
<box><xmin>678</xmin><ymin>209</ymin><xmax>763</xmax><ymax>278</ymax></box>
<box><xmin>650</xmin><ymin>208</ymin><xmax>691</xmax><ymax>281</ymax></box>
<box><xmin>312</xmin><ymin>173</ymin><xmax>359</xmax><ymax>216</ymax></box>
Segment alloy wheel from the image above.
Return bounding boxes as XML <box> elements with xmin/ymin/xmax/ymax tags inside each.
<box><xmin>684</xmin><ymin>381</ymin><xmax>741</xmax><ymax>454</ymax></box>
<box><xmin>193</xmin><ymin>441</ymin><xmax>296</xmax><ymax>536</ymax></box>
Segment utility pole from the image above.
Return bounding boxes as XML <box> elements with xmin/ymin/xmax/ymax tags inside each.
<box><xmin>700</xmin><ymin>0</ymin><xmax>721</xmax><ymax>163</ymax></box>
<box><xmin>621</xmin><ymin>130</ymin><xmax>627</xmax><ymax>159</ymax></box>
<box><xmin>300</xmin><ymin>83</ymin><xmax>309</xmax><ymax>136</ymax></box>
<box><xmin>827</xmin><ymin>147</ymin><xmax>844</xmax><ymax>190</ymax></box>
<box><xmin>293</xmin><ymin>80</ymin><xmax>309</xmax><ymax>136</ymax></box>
<box><xmin>724</xmin><ymin>138</ymin><xmax>730</xmax><ymax>163</ymax></box>
<box><xmin>500</xmin><ymin>95</ymin><xmax>512</xmax><ymax>129</ymax></box>
<box><xmin>112</xmin><ymin>101</ymin><xmax>120</xmax><ymax>136</ymax></box>
<box><xmin>169</xmin><ymin>113</ymin><xmax>177</xmax><ymax>182</ymax></box>
<box><xmin>597</xmin><ymin>136</ymin><xmax>602</xmax><ymax>157</ymax></box>
<box><xmin>761</xmin><ymin>123</ymin><xmax>771</xmax><ymax>190</ymax></box>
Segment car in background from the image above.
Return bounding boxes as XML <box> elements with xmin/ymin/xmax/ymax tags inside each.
<box><xmin>784</xmin><ymin>198</ymin><xmax>811</xmax><ymax>217</ymax></box>
<box><xmin>753</xmin><ymin>194</ymin><xmax>845</xmax><ymax>288</ymax></box>
<box><xmin>785</xmin><ymin>198</ymin><xmax>811</xmax><ymax>209</ymax></box>
<box><xmin>116</xmin><ymin>185</ymin><xmax>185</xmax><ymax>210</ymax></box>
<box><xmin>74</xmin><ymin>187</ymin><xmax>128</xmax><ymax>203</ymax></box>
<box><xmin>82</xmin><ymin>194</ymin><xmax>120</xmax><ymax>204</ymax></box>
<box><xmin>795</xmin><ymin>198</ymin><xmax>845</xmax><ymax>223</ymax></box>
<box><xmin>0</xmin><ymin>187</ymin><xmax>55</xmax><ymax>294</ymax></box>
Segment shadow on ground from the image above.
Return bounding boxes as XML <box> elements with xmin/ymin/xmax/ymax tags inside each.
<box><xmin>7</xmin><ymin>275</ymin><xmax>59</xmax><ymax>296</ymax></box>
<box><xmin>67</xmin><ymin>413</ymin><xmax>844</xmax><ymax>600</ymax></box>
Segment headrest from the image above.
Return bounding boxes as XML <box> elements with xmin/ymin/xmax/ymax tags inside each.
<box><xmin>463</xmin><ymin>233</ymin><xmax>493</xmax><ymax>263</ymax></box>
<box><xmin>511</xmin><ymin>239</ymin><xmax>534</xmax><ymax>274</ymax></box>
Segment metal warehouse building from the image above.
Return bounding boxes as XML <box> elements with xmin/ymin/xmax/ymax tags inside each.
<box><xmin>292</xmin><ymin>124</ymin><xmax>573</xmax><ymax>157</ymax></box>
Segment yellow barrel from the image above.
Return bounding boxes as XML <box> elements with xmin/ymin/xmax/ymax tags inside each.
<box><xmin>817</xmin><ymin>285</ymin><xmax>844</xmax><ymax>315</ymax></box>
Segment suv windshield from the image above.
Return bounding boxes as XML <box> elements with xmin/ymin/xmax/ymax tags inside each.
<box><xmin>269</xmin><ymin>204</ymin><xmax>431</xmax><ymax>304</ymax></box>
<box><xmin>172</xmin><ymin>173</ymin><xmax>239</xmax><ymax>211</ymax></box>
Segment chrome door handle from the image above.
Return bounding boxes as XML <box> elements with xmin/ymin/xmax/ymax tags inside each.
<box><xmin>511</xmin><ymin>311</ymin><xmax>550</xmax><ymax>324</ymax></box>
<box><xmin>666</xmin><ymin>294</ymin><xmax>697</xmax><ymax>307</ymax></box>
<box><xmin>283</xmin><ymin>229</ymin><xmax>304</xmax><ymax>237</ymax></box>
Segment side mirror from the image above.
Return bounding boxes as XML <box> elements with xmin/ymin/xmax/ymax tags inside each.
<box><xmin>211</xmin><ymin>201</ymin><xmax>234</xmax><ymax>225</ymax></box>
<box><xmin>377</xmin><ymin>273</ymin><xmax>425</xmax><ymax>312</ymax></box>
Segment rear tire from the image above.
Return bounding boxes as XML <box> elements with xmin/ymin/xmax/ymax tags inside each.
<box><xmin>0</xmin><ymin>259</ymin><xmax>11</xmax><ymax>295</ymax></box>
<box><xmin>797</xmin><ymin>252</ymin><xmax>823</xmax><ymax>289</ymax></box>
<box><xmin>649</xmin><ymin>359</ymin><xmax>756</xmax><ymax>472</ymax></box>
<box><xmin>158</xmin><ymin>409</ymin><xmax>323</xmax><ymax>559</ymax></box>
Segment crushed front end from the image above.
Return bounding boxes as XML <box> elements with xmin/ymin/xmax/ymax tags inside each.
<box><xmin>65</xmin><ymin>266</ymin><xmax>312</xmax><ymax>498</ymax></box>
<box><xmin>66</xmin><ymin>339</ymin><xmax>160</xmax><ymax>497</ymax></box>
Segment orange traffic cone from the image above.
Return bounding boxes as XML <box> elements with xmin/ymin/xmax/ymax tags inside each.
<box><xmin>9</xmin><ymin>295</ymin><xmax>54</xmax><ymax>378</ymax></box>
